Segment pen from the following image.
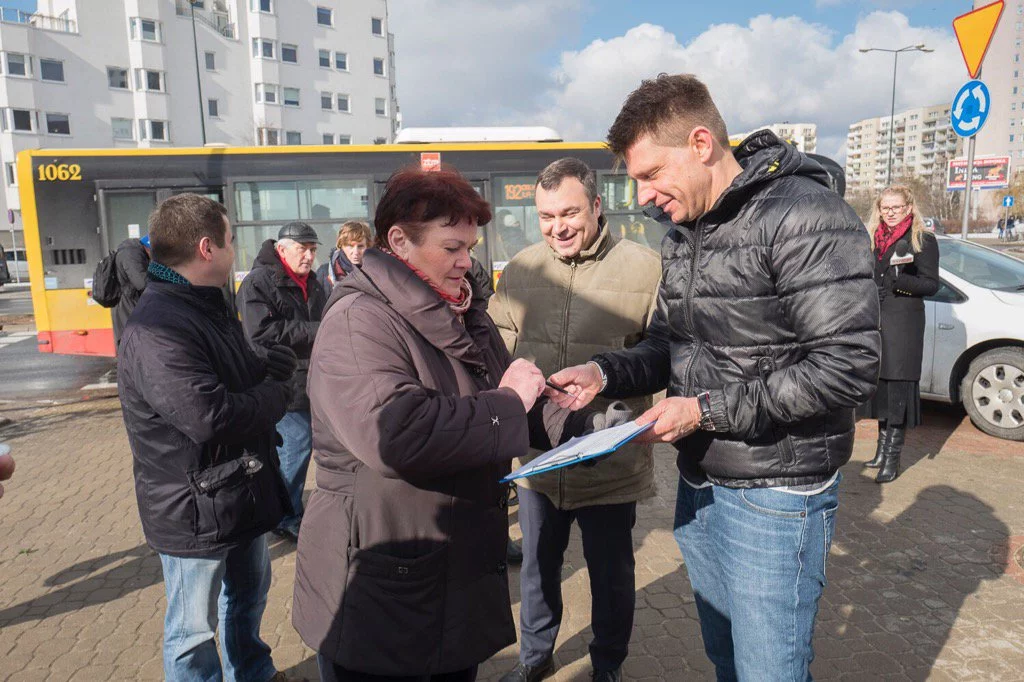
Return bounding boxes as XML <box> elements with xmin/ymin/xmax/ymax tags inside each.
<box><xmin>545</xmin><ymin>380</ymin><xmax>580</xmax><ymax>403</ymax></box>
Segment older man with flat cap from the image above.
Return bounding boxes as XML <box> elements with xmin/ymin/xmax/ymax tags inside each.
<box><xmin>239</xmin><ymin>221</ymin><xmax>327</xmax><ymax>541</ymax></box>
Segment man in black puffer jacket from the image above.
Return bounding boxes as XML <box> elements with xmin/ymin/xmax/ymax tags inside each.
<box><xmin>118</xmin><ymin>194</ymin><xmax>298</xmax><ymax>681</ymax></box>
<box><xmin>549</xmin><ymin>75</ymin><xmax>879</xmax><ymax>680</ymax></box>
<box><xmin>238</xmin><ymin>222</ymin><xmax>327</xmax><ymax>542</ymax></box>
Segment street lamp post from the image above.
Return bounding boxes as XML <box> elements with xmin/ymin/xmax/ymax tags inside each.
<box><xmin>189</xmin><ymin>0</ymin><xmax>208</xmax><ymax>145</ymax></box>
<box><xmin>859</xmin><ymin>44</ymin><xmax>933</xmax><ymax>187</ymax></box>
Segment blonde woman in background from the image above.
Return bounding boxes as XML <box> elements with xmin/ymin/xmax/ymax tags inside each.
<box><xmin>317</xmin><ymin>221</ymin><xmax>372</xmax><ymax>294</ymax></box>
<box><xmin>861</xmin><ymin>185</ymin><xmax>940</xmax><ymax>483</ymax></box>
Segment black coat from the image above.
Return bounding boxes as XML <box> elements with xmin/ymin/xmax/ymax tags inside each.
<box><xmin>112</xmin><ymin>238</ymin><xmax>150</xmax><ymax>346</ymax></box>
<box><xmin>118</xmin><ymin>279</ymin><xmax>293</xmax><ymax>557</ymax></box>
<box><xmin>238</xmin><ymin>239</ymin><xmax>327</xmax><ymax>412</ymax></box>
<box><xmin>873</xmin><ymin>231</ymin><xmax>940</xmax><ymax>380</ymax></box>
<box><xmin>593</xmin><ymin>131</ymin><xmax>881</xmax><ymax>488</ymax></box>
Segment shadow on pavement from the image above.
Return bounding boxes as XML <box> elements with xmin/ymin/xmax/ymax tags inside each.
<box><xmin>0</xmin><ymin>404</ymin><xmax>123</xmax><ymax>441</ymax></box>
<box><xmin>0</xmin><ymin>536</ymin><xmax>297</xmax><ymax>630</ymax></box>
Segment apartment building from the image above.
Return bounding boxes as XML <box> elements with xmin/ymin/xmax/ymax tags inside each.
<box><xmin>0</xmin><ymin>0</ymin><xmax>400</xmax><ymax>250</ymax></box>
<box><xmin>729</xmin><ymin>122</ymin><xmax>818</xmax><ymax>153</ymax></box>
<box><xmin>845</xmin><ymin>104</ymin><xmax>960</xmax><ymax>193</ymax></box>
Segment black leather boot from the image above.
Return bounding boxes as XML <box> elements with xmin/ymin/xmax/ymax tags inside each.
<box><xmin>864</xmin><ymin>421</ymin><xmax>887</xmax><ymax>468</ymax></box>
<box><xmin>876</xmin><ymin>425</ymin><xmax>905</xmax><ymax>483</ymax></box>
<box><xmin>499</xmin><ymin>657</ymin><xmax>554</xmax><ymax>682</ymax></box>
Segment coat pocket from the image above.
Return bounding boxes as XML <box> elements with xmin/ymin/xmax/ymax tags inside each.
<box><xmin>189</xmin><ymin>455</ymin><xmax>275</xmax><ymax>543</ymax></box>
<box><xmin>755</xmin><ymin>354</ymin><xmax>797</xmax><ymax>467</ymax></box>
<box><xmin>337</xmin><ymin>544</ymin><xmax>447</xmax><ymax>671</ymax></box>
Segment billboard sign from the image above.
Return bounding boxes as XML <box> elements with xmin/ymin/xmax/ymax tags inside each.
<box><xmin>946</xmin><ymin>155</ymin><xmax>1010</xmax><ymax>190</ymax></box>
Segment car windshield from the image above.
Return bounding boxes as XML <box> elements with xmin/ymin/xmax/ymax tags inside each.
<box><xmin>938</xmin><ymin>239</ymin><xmax>1024</xmax><ymax>291</ymax></box>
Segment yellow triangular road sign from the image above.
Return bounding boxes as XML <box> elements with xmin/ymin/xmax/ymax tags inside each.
<box><xmin>953</xmin><ymin>1</ymin><xmax>1004</xmax><ymax>79</ymax></box>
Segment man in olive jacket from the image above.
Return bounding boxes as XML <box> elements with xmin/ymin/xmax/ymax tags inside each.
<box><xmin>489</xmin><ymin>158</ymin><xmax>661</xmax><ymax>682</ymax></box>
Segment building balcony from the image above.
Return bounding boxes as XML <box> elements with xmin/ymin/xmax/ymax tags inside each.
<box><xmin>175</xmin><ymin>1</ymin><xmax>235</xmax><ymax>38</ymax></box>
<box><xmin>0</xmin><ymin>6</ymin><xmax>76</xmax><ymax>32</ymax></box>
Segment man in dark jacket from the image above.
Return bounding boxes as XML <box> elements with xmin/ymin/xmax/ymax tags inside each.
<box><xmin>112</xmin><ymin>235</ymin><xmax>150</xmax><ymax>346</ymax></box>
<box><xmin>238</xmin><ymin>222</ymin><xmax>326</xmax><ymax>541</ymax></box>
<box><xmin>549</xmin><ymin>75</ymin><xmax>880</xmax><ymax>679</ymax></box>
<box><xmin>118</xmin><ymin>193</ymin><xmax>299</xmax><ymax>682</ymax></box>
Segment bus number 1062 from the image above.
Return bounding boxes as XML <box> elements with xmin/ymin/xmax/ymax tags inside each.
<box><xmin>37</xmin><ymin>164</ymin><xmax>83</xmax><ymax>182</ymax></box>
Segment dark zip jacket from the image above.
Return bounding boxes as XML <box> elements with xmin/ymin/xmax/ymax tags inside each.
<box><xmin>118</xmin><ymin>278</ymin><xmax>293</xmax><ymax>557</ymax></box>
<box><xmin>238</xmin><ymin>239</ymin><xmax>327</xmax><ymax>412</ymax></box>
<box><xmin>593</xmin><ymin>131</ymin><xmax>881</xmax><ymax>488</ymax></box>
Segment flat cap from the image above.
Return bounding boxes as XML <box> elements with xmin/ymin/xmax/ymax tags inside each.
<box><xmin>278</xmin><ymin>221</ymin><xmax>320</xmax><ymax>243</ymax></box>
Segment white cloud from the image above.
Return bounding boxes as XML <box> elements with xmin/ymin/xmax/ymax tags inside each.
<box><xmin>391</xmin><ymin>7</ymin><xmax>963</xmax><ymax>163</ymax></box>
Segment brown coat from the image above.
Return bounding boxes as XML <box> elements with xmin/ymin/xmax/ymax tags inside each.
<box><xmin>293</xmin><ymin>249</ymin><xmax>583</xmax><ymax>675</ymax></box>
<box><xmin>488</xmin><ymin>227</ymin><xmax>661</xmax><ymax>509</ymax></box>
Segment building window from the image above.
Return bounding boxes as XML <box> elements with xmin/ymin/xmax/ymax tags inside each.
<box><xmin>205</xmin><ymin>51</ymin><xmax>216</xmax><ymax>70</ymax></box>
<box><xmin>111</xmin><ymin>117</ymin><xmax>134</xmax><ymax>140</ymax></box>
<box><xmin>282</xmin><ymin>44</ymin><xmax>298</xmax><ymax>63</ymax></box>
<box><xmin>252</xmin><ymin>0</ymin><xmax>273</xmax><ymax>13</ymax></box>
<box><xmin>286</xmin><ymin>131</ymin><xmax>302</xmax><ymax>145</ymax></box>
<box><xmin>337</xmin><ymin>94</ymin><xmax>350</xmax><ymax>112</ymax></box>
<box><xmin>373</xmin><ymin>58</ymin><xmax>385</xmax><ymax>76</ymax></box>
<box><xmin>5</xmin><ymin>162</ymin><xmax>16</xmax><ymax>186</ymax></box>
<box><xmin>335</xmin><ymin>52</ymin><xmax>348</xmax><ymax>70</ymax></box>
<box><xmin>6</xmin><ymin>53</ymin><xmax>31</xmax><ymax>77</ymax></box>
<box><xmin>253</xmin><ymin>38</ymin><xmax>276</xmax><ymax>59</ymax></box>
<box><xmin>39</xmin><ymin>58</ymin><xmax>64</xmax><ymax>82</ymax></box>
<box><xmin>258</xmin><ymin>127</ymin><xmax>281</xmax><ymax>145</ymax></box>
<box><xmin>1012</xmin><ymin>135</ymin><xmax>1016</xmax><ymax>143</ymax></box>
<box><xmin>318</xmin><ymin>49</ymin><xmax>331</xmax><ymax>68</ymax></box>
<box><xmin>139</xmin><ymin>119</ymin><xmax>169</xmax><ymax>141</ymax></box>
<box><xmin>130</xmin><ymin>17</ymin><xmax>161</xmax><ymax>42</ymax></box>
<box><xmin>135</xmin><ymin>69</ymin><xmax>165</xmax><ymax>92</ymax></box>
<box><xmin>321</xmin><ymin>91</ymin><xmax>333</xmax><ymax>110</ymax></box>
<box><xmin>372</xmin><ymin>17</ymin><xmax>383</xmax><ymax>36</ymax></box>
<box><xmin>317</xmin><ymin>6</ymin><xmax>333</xmax><ymax>26</ymax></box>
<box><xmin>283</xmin><ymin>87</ymin><xmax>300</xmax><ymax>106</ymax></box>
<box><xmin>255</xmin><ymin>83</ymin><xmax>278</xmax><ymax>104</ymax></box>
<box><xmin>373</xmin><ymin>137</ymin><xmax>387</xmax><ymax>145</ymax></box>
<box><xmin>208</xmin><ymin>99</ymin><xmax>219</xmax><ymax>117</ymax></box>
<box><xmin>107</xmin><ymin>67</ymin><xmax>129</xmax><ymax>89</ymax></box>
<box><xmin>45</xmin><ymin>113</ymin><xmax>71</xmax><ymax>135</ymax></box>
<box><xmin>375</xmin><ymin>97</ymin><xmax>387</xmax><ymax>116</ymax></box>
<box><xmin>337</xmin><ymin>135</ymin><xmax>351</xmax><ymax>145</ymax></box>
<box><xmin>2</xmin><ymin>108</ymin><xmax>37</xmax><ymax>133</ymax></box>
<box><xmin>322</xmin><ymin>133</ymin><xmax>334</xmax><ymax>144</ymax></box>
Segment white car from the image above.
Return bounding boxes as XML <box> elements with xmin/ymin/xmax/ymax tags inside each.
<box><xmin>922</xmin><ymin>237</ymin><xmax>1024</xmax><ymax>441</ymax></box>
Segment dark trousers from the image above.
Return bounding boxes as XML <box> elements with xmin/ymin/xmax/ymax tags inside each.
<box><xmin>317</xmin><ymin>655</ymin><xmax>477</xmax><ymax>682</ymax></box>
<box><xmin>517</xmin><ymin>486</ymin><xmax>637</xmax><ymax>672</ymax></box>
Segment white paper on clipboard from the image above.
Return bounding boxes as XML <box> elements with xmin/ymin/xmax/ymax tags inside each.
<box><xmin>501</xmin><ymin>420</ymin><xmax>653</xmax><ymax>483</ymax></box>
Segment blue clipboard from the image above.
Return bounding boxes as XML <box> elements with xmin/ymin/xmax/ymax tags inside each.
<box><xmin>501</xmin><ymin>421</ymin><xmax>653</xmax><ymax>483</ymax></box>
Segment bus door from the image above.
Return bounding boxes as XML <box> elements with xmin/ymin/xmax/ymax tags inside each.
<box><xmin>98</xmin><ymin>186</ymin><xmax>224</xmax><ymax>252</ymax></box>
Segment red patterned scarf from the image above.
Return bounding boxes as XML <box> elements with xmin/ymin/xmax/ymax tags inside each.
<box><xmin>874</xmin><ymin>214</ymin><xmax>913</xmax><ymax>261</ymax></box>
<box><xmin>382</xmin><ymin>249</ymin><xmax>473</xmax><ymax>318</ymax></box>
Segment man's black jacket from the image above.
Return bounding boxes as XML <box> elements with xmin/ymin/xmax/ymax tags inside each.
<box><xmin>118</xmin><ymin>278</ymin><xmax>292</xmax><ymax>557</ymax></box>
<box><xmin>594</xmin><ymin>132</ymin><xmax>880</xmax><ymax>487</ymax></box>
<box><xmin>237</xmin><ymin>239</ymin><xmax>327</xmax><ymax>412</ymax></box>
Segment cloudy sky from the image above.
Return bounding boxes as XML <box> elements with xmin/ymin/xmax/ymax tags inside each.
<box><xmin>388</xmin><ymin>0</ymin><xmax>971</xmax><ymax>160</ymax></box>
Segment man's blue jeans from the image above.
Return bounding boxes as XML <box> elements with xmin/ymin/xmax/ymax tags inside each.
<box><xmin>276</xmin><ymin>410</ymin><xmax>312</xmax><ymax>534</ymax></box>
<box><xmin>673</xmin><ymin>475</ymin><xmax>840</xmax><ymax>682</ymax></box>
<box><xmin>158</xmin><ymin>535</ymin><xmax>276</xmax><ymax>682</ymax></box>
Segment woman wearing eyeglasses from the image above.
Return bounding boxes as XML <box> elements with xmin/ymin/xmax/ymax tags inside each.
<box><xmin>861</xmin><ymin>185</ymin><xmax>940</xmax><ymax>483</ymax></box>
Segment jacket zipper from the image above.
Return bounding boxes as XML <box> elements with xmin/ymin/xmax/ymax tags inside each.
<box><xmin>682</xmin><ymin>224</ymin><xmax>704</xmax><ymax>395</ymax></box>
<box><xmin>557</xmin><ymin>261</ymin><xmax>577</xmax><ymax>507</ymax></box>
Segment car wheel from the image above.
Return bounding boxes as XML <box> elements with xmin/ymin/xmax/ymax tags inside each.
<box><xmin>960</xmin><ymin>347</ymin><xmax>1024</xmax><ymax>442</ymax></box>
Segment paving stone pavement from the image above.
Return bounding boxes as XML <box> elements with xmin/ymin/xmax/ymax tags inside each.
<box><xmin>1</xmin><ymin>398</ymin><xmax>1022</xmax><ymax>681</ymax></box>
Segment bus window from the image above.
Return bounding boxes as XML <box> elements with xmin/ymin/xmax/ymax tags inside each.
<box><xmin>491</xmin><ymin>174</ymin><xmax>542</xmax><ymax>267</ymax></box>
<box><xmin>104</xmin><ymin>191</ymin><xmax>157</xmax><ymax>249</ymax></box>
<box><xmin>599</xmin><ymin>174</ymin><xmax>668</xmax><ymax>250</ymax></box>
<box><xmin>232</xmin><ymin>179</ymin><xmax>370</xmax><ymax>274</ymax></box>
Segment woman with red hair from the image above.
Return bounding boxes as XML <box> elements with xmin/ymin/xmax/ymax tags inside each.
<box><xmin>293</xmin><ymin>167</ymin><xmax>587</xmax><ymax>681</ymax></box>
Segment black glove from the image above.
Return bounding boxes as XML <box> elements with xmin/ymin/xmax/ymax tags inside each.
<box><xmin>266</xmin><ymin>345</ymin><xmax>298</xmax><ymax>382</ymax></box>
